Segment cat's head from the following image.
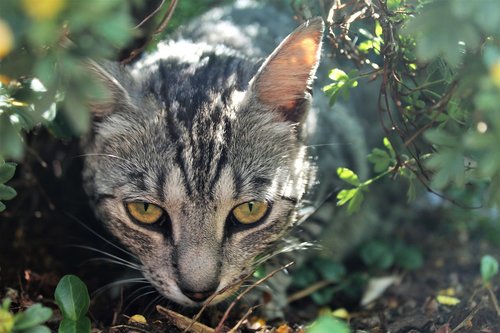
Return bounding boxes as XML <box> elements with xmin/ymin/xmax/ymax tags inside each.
<box><xmin>83</xmin><ymin>18</ymin><xmax>323</xmax><ymax>306</ymax></box>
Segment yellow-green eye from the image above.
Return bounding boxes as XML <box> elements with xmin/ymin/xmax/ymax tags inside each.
<box><xmin>126</xmin><ymin>202</ymin><xmax>164</xmax><ymax>224</ymax></box>
<box><xmin>232</xmin><ymin>201</ymin><xmax>269</xmax><ymax>225</ymax></box>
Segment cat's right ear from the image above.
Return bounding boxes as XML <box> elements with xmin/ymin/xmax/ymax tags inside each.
<box><xmin>86</xmin><ymin>60</ymin><xmax>133</xmax><ymax>119</ymax></box>
<box><xmin>247</xmin><ymin>17</ymin><xmax>324</xmax><ymax>123</ymax></box>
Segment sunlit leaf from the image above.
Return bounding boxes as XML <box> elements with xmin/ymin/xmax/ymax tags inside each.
<box><xmin>307</xmin><ymin>315</ymin><xmax>350</xmax><ymax>333</ymax></box>
<box><xmin>337</xmin><ymin>167</ymin><xmax>360</xmax><ymax>186</ymax></box>
<box><xmin>347</xmin><ymin>189</ymin><xmax>364</xmax><ymax>215</ymax></box>
<box><xmin>436</xmin><ymin>295</ymin><xmax>461</xmax><ymax>306</ymax></box>
<box><xmin>336</xmin><ymin>188</ymin><xmax>358</xmax><ymax>206</ymax></box>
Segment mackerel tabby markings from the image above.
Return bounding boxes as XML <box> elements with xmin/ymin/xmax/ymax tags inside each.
<box><xmin>83</xmin><ymin>18</ymin><xmax>324</xmax><ymax>306</ymax></box>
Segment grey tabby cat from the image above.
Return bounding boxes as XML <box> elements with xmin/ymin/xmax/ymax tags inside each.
<box><xmin>83</xmin><ymin>12</ymin><xmax>324</xmax><ymax>306</ymax></box>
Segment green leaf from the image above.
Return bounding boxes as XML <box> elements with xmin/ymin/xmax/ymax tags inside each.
<box><xmin>0</xmin><ymin>307</ymin><xmax>14</xmax><ymax>333</ymax></box>
<box><xmin>368</xmin><ymin>148</ymin><xmax>391</xmax><ymax>173</ymax></box>
<box><xmin>307</xmin><ymin>315</ymin><xmax>350</xmax><ymax>333</ymax></box>
<box><xmin>54</xmin><ymin>275</ymin><xmax>90</xmax><ymax>321</ymax></box>
<box><xmin>23</xmin><ymin>325</ymin><xmax>51</xmax><ymax>333</ymax></box>
<box><xmin>0</xmin><ymin>116</ymin><xmax>24</xmax><ymax>160</ymax></box>
<box><xmin>375</xmin><ymin>21</ymin><xmax>382</xmax><ymax>37</ymax></box>
<box><xmin>424</xmin><ymin>129</ymin><xmax>457</xmax><ymax>147</ymax></box>
<box><xmin>0</xmin><ymin>184</ymin><xmax>17</xmax><ymax>201</ymax></box>
<box><xmin>383</xmin><ymin>137</ymin><xmax>395</xmax><ymax>160</ymax></box>
<box><xmin>395</xmin><ymin>245</ymin><xmax>424</xmax><ymax>270</ymax></box>
<box><xmin>347</xmin><ymin>190</ymin><xmax>364</xmax><ymax>215</ymax></box>
<box><xmin>360</xmin><ymin>241</ymin><xmax>394</xmax><ymax>270</ymax></box>
<box><xmin>426</xmin><ymin>149</ymin><xmax>465</xmax><ymax>189</ymax></box>
<box><xmin>58</xmin><ymin>318</ymin><xmax>91</xmax><ymax>333</ymax></box>
<box><xmin>337</xmin><ymin>168</ymin><xmax>360</xmax><ymax>186</ymax></box>
<box><xmin>328</xmin><ymin>68</ymin><xmax>348</xmax><ymax>81</ymax></box>
<box><xmin>481</xmin><ymin>255</ymin><xmax>499</xmax><ymax>283</ymax></box>
<box><xmin>358</xmin><ymin>40</ymin><xmax>374</xmax><ymax>53</ymax></box>
<box><xmin>0</xmin><ymin>162</ymin><xmax>16</xmax><ymax>184</ymax></box>
<box><xmin>403</xmin><ymin>0</ymin><xmax>479</xmax><ymax>67</ymax></box>
<box><xmin>312</xmin><ymin>259</ymin><xmax>346</xmax><ymax>281</ymax></box>
<box><xmin>323</xmin><ymin>68</ymin><xmax>359</xmax><ymax>105</ymax></box>
<box><xmin>0</xmin><ymin>201</ymin><xmax>5</xmax><ymax>212</ymax></box>
<box><xmin>292</xmin><ymin>267</ymin><xmax>318</xmax><ymax>288</ymax></box>
<box><xmin>13</xmin><ymin>304</ymin><xmax>53</xmax><ymax>331</ymax></box>
<box><xmin>387</xmin><ymin>0</ymin><xmax>401</xmax><ymax>11</ymax></box>
<box><xmin>252</xmin><ymin>265</ymin><xmax>265</xmax><ymax>279</ymax></box>
<box><xmin>311</xmin><ymin>286</ymin><xmax>336</xmax><ymax>305</ymax></box>
<box><xmin>336</xmin><ymin>188</ymin><xmax>358</xmax><ymax>206</ymax></box>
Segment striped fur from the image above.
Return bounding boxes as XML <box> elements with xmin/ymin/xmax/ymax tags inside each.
<box><xmin>83</xmin><ymin>17</ymin><xmax>323</xmax><ymax>306</ymax></box>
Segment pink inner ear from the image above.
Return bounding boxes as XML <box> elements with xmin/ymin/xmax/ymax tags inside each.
<box><xmin>256</xmin><ymin>20</ymin><xmax>323</xmax><ymax>110</ymax></box>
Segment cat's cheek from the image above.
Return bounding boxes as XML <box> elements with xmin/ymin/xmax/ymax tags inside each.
<box><xmin>140</xmin><ymin>261</ymin><xmax>193</xmax><ymax>305</ymax></box>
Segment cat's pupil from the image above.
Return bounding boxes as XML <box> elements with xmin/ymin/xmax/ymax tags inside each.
<box><xmin>143</xmin><ymin>203</ymin><xmax>149</xmax><ymax>212</ymax></box>
<box><xmin>248</xmin><ymin>202</ymin><xmax>254</xmax><ymax>212</ymax></box>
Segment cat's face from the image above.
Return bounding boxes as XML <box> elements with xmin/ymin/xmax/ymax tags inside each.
<box><xmin>83</xmin><ymin>18</ymin><xmax>323</xmax><ymax>306</ymax></box>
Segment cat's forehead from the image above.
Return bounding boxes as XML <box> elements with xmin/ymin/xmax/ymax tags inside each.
<box><xmin>97</xmin><ymin>101</ymin><xmax>293</xmax><ymax>201</ymax></box>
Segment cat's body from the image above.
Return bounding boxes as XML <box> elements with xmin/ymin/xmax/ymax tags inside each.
<box><xmin>83</xmin><ymin>5</ymin><xmax>324</xmax><ymax>306</ymax></box>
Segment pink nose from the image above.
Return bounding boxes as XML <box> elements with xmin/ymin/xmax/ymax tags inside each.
<box><xmin>181</xmin><ymin>288</ymin><xmax>215</xmax><ymax>303</ymax></box>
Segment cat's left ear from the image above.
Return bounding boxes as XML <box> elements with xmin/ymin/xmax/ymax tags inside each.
<box><xmin>86</xmin><ymin>60</ymin><xmax>135</xmax><ymax>120</ymax></box>
<box><xmin>248</xmin><ymin>17</ymin><xmax>324</xmax><ymax>123</ymax></box>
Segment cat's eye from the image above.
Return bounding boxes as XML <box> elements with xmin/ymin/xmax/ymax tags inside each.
<box><xmin>232</xmin><ymin>201</ymin><xmax>269</xmax><ymax>225</ymax></box>
<box><xmin>126</xmin><ymin>202</ymin><xmax>164</xmax><ymax>224</ymax></box>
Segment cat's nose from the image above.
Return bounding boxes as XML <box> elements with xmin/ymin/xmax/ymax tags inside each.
<box><xmin>181</xmin><ymin>288</ymin><xmax>216</xmax><ymax>303</ymax></box>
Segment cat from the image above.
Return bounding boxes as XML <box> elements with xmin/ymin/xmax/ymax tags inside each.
<box><xmin>82</xmin><ymin>10</ymin><xmax>324</xmax><ymax>308</ymax></box>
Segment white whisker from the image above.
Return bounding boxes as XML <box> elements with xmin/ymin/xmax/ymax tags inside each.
<box><xmin>81</xmin><ymin>257</ymin><xmax>141</xmax><ymax>271</ymax></box>
<box><xmin>126</xmin><ymin>290</ymin><xmax>159</xmax><ymax>309</ymax></box>
<box><xmin>145</xmin><ymin>295</ymin><xmax>164</xmax><ymax>315</ymax></box>
<box><xmin>72</xmin><ymin>245</ymin><xmax>142</xmax><ymax>270</ymax></box>
<box><xmin>65</xmin><ymin>213</ymin><xmax>137</xmax><ymax>258</ymax></box>
<box><xmin>93</xmin><ymin>278</ymin><xmax>150</xmax><ymax>297</ymax></box>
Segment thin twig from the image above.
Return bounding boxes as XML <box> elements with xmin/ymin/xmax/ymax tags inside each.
<box><xmin>486</xmin><ymin>285</ymin><xmax>500</xmax><ymax>317</ymax></box>
<box><xmin>182</xmin><ymin>271</ymin><xmax>254</xmax><ymax>333</ymax></box>
<box><xmin>157</xmin><ymin>305</ymin><xmax>215</xmax><ymax>333</ymax></box>
<box><xmin>213</xmin><ymin>262</ymin><xmax>295</xmax><ymax>333</ymax></box>
<box><xmin>121</xmin><ymin>0</ymin><xmax>178</xmax><ymax>64</ymax></box>
<box><xmin>110</xmin><ymin>325</ymin><xmax>152</xmax><ymax>333</ymax></box>
<box><xmin>134</xmin><ymin>0</ymin><xmax>167</xmax><ymax>29</ymax></box>
<box><xmin>154</xmin><ymin>0</ymin><xmax>178</xmax><ymax>34</ymax></box>
<box><xmin>287</xmin><ymin>280</ymin><xmax>333</xmax><ymax>303</ymax></box>
<box><xmin>450</xmin><ymin>304</ymin><xmax>481</xmax><ymax>333</ymax></box>
<box><xmin>227</xmin><ymin>305</ymin><xmax>260</xmax><ymax>333</ymax></box>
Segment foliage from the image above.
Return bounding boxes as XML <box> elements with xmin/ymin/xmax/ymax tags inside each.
<box><xmin>322</xmin><ymin>69</ymin><xmax>359</xmax><ymax>106</ymax></box>
<box><xmin>0</xmin><ymin>0</ymin><xmax>135</xmax><ymax>211</ymax></box>
<box><xmin>360</xmin><ymin>239</ymin><xmax>423</xmax><ymax>271</ymax></box>
<box><xmin>0</xmin><ymin>0</ymin><xmax>233</xmax><ymax>213</ymax></box>
<box><xmin>0</xmin><ymin>159</ymin><xmax>16</xmax><ymax>212</ymax></box>
<box><xmin>481</xmin><ymin>255</ymin><xmax>499</xmax><ymax>285</ymax></box>
<box><xmin>0</xmin><ymin>298</ymin><xmax>52</xmax><ymax>333</ymax></box>
<box><xmin>291</xmin><ymin>258</ymin><xmax>346</xmax><ymax>305</ymax></box>
<box><xmin>323</xmin><ymin>0</ymin><xmax>500</xmax><ymax>213</ymax></box>
<box><xmin>54</xmin><ymin>275</ymin><xmax>91</xmax><ymax>333</ymax></box>
<box><xmin>336</xmin><ymin>138</ymin><xmax>398</xmax><ymax>214</ymax></box>
<box><xmin>307</xmin><ymin>315</ymin><xmax>350</xmax><ymax>333</ymax></box>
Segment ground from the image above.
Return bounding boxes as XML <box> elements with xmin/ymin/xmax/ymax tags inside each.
<box><xmin>1</xmin><ymin>134</ymin><xmax>499</xmax><ymax>332</ymax></box>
